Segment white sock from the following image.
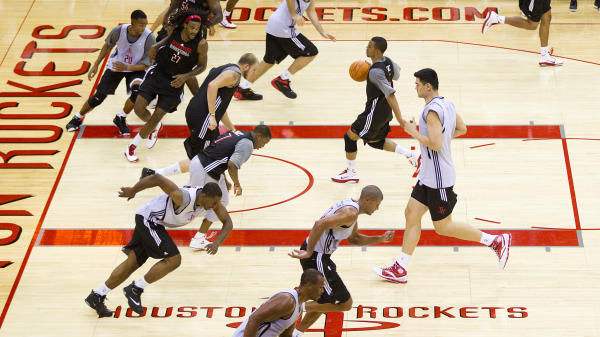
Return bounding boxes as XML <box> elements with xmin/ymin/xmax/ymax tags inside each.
<box><xmin>93</xmin><ymin>283</ymin><xmax>111</xmax><ymax>296</ymax></box>
<box><xmin>347</xmin><ymin>159</ymin><xmax>356</xmax><ymax>171</ymax></box>
<box><xmin>75</xmin><ymin>112</ymin><xmax>83</xmax><ymax>119</ymax></box>
<box><xmin>116</xmin><ymin>110</ymin><xmax>127</xmax><ymax>118</ymax></box>
<box><xmin>239</xmin><ymin>78</ymin><xmax>250</xmax><ymax>89</ymax></box>
<box><xmin>156</xmin><ymin>163</ymin><xmax>181</xmax><ymax>176</ymax></box>
<box><xmin>540</xmin><ymin>46</ymin><xmax>550</xmax><ymax>56</ymax></box>
<box><xmin>480</xmin><ymin>232</ymin><xmax>496</xmax><ymax>246</ymax></box>
<box><xmin>131</xmin><ymin>134</ymin><xmax>142</xmax><ymax>146</ymax></box>
<box><xmin>395</xmin><ymin>252</ymin><xmax>411</xmax><ymax>269</ymax></box>
<box><xmin>280</xmin><ymin>70</ymin><xmax>292</xmax><ymax>80</ymax></box>
<box><xmin>134</xmin><ymin>277</ymin><xmax>149</xmax><ymax>289</ymax></box>
<box><xmin>224</xmin><ymin>10</ymin><xmax>231</xmax><ymax>17</ymax></box>
<box><xmin>498</xmin><ymin>15</ymin><xmax>506</xmax><ymax>24</ymax></box>
<box><xmin>394</xmin><ymin>144</ymin><xmax>411</xmax><ymax>156</ymax></box>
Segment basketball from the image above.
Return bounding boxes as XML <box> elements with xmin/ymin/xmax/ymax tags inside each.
<box><xmin>349</xmin><ymin>60</ymin><xmax>370</xmax><ymax>82</ymax></box>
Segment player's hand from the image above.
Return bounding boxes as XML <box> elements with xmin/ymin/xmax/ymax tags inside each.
<box><xmin>112</xmin><ymin>61</ymin><xmax>128</xmax><ymax>72</ymax></box>
<box><xmin>118</xmin><ymin>187</ymin><xmax>136</xmax><ymax>200</ymax></box>
<box><xmin>171</xmin><ymin>74</ymin><xmax>189</xmax><ymax>88</ymax></box>
<box><xmin>293</xmin><ymin>14</ymin><xmax>304</xmax><ymax>26</ymax></box>
<box><xmin>208</xmin><ymin>115</ymin><xmax>218</xmax><ymax>130</ymax></box>
<box><xmin>233</xmin><ymin>184</ymin><xmax>242</xmax><ymax>196</ymax></box>
<box><xmin>205</xmin><ymin>243</ymin><xmax>219</xmax><ymax>255</ymax></box>
<box><xmin>380</xmin><ymin>230</ymin><xmax>395</xmax><ymax>243</ymax></box>
<box><xmin>288</xmin><ymin>249</ymin><xmax>311</xmax><ymax>259</ymax></box>
<box><xmin>403</xmin><ymin>117</ymin><xmax>417</xmax><ymax>134</ymax></box>
<box><xmin>87</xmin><ymin>64</ymin><xmax>98</xmax><ymax>81</ymax></box>
<box><xmin>322</xmin><ymin>32</ymin><xmax>336</xmax><ymax>41</ymax></box>
<box><xmin>208</xmin><ymin>25</ymin><xmax>216</xmax><ymax>36</ymax></box>
<box><xmin>225</xmin><ymin>177</ymin><xmax>232</xmax><ymax>191</ymax></box>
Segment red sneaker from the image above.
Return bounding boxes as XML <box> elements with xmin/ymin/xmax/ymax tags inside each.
<box><xmin>124</xmin><ymin>144</ymin><xmax>138</xmax><ymax>162</ymax></box>
<box><xmin>373</xmin><ymin>262</ymin><xmax>407</xmax><ymax>284</ymax></box>
<box><xmin>271</xmin><ymin>76</ymin><xmax>297</xmax><ymax>99</ymax></box>
<box><xmin>490</xmin><ymin>233</ymin><xmax>512</xmax><ymax>269</ymax></box>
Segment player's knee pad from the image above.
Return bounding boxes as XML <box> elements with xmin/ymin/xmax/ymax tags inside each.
<box><xmin>344</xmin><ymin>133</ymin><xmax>358</xmax><ymax>153</ymax></box>
<box><xmin>128</xmin><ymin>82</ymin><xmax>141</xmax><ymax>103</ymax></box>
<box><xmin>306</xmin><ymin>44</ymin><xmax>318</xmax><ymax>57</ymax></box>
<box><xmin>87</xmin><ymin>93</ymin><xmax>107</xmax><ymax>108</ymax></box>
<box><xmin>368</xmin><ymin>139</ymin><xmax>385</xmax><ymax>150</ymax></box>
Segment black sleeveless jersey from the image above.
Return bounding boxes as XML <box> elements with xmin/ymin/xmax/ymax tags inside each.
<box><xmin>198</xmin><ymin>131</ymin><xmax>254</xmax><ymax>179</ymax></box>
<box><xmin>167</xmin><ymin>0</ymin><xmax>210</xmax><ymax>24</ymax></box>
<box><xmin>155</xmin><ymin>31</ymin><xmax>201</xmax><ymax>76</ymax></box>
<box><xmin>188</xmin><ymin>63</ymin><xmax>240</xmax><ymax>121</ymax></box>
<box><xmin>365</xmin><ymin>57</ymin><xmax>395</xmax><ymax>109</ymax></box>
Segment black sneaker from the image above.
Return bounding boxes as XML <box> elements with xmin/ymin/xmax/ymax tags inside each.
<box><xmin>123</xmin><ymin>282</ymin><xmax>144</xmax><ymax>315</ymax></box>
<box><xmin>113</xmin><ymin>116</ymin><xmax>130</xmax><ymax>136</ymax></box>
<box><xmin>140</xmin><ymin>167</ymin><xmax>156</xmax><ymax>180</ymax></box>
<box><xmin>66</xmin><ymin>116</ymin><xmax>83</xmax><ymax>132</ymax></box>
<box><xmin>569</xmin><ymin>0</ymin><xmax>577</xmax><ymax>11</ymax></box>
<box><xmin>84</xmin><ymin>290</ymin><xmax>114</xmax><ymax>318</ymax></box>
<box><xmin>595</xmin><ymin>0</ymin><xmax>599</xmax><ymax>10</ymax></box>
<box><xmin>271</xmin><ymin>76</ymin><xmax>297</xmax><ymax>99</ymax></box>
<box><xmin>234</xmin><ymin>87</ymin><xmax>263</xmax><ymax>101</ymax></box>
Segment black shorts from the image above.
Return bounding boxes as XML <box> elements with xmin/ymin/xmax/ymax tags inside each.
<box><xmin>123</xmin><ymin>214</ymin><xmax>180</xmax><ymax>265</ymax></box>
<box><xmin>138</xmin><ymin>66</ymin><xmax>184</xmax><ymax>113</ymax></box>
<box><xmin>411</xmin><ymin>180</ymin><xmax>458</xmax><ymax>221</ymax></box>
<box><xmin>264</xmin><ymin>33</ymin><xmax>318</xmax><ymax>64</ymax></box>
<box><xmin>184</xmin><ymin>108</ymin><xmax>219</xmax><ymax>159</ymax></box>
<box><xmin>96</xmin><ymin>69</ymin><xmax>145</xmax><ymax>96</ymax></box>
<box><xmin>299</xmin><ymin>242</ymin><xmax>351</xmax><ymax>305</ymax></box>
<box><xmin>350</xmin><ymin>101</ymin><xmax>393</xmax><ymax>143</ymax></box>
<box><xmin>519</xmin><ymin>0</ymin><xmax>551</xmax><ymax>22</ymax></box>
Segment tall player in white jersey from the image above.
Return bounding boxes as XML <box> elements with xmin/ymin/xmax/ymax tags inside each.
<box><xmin>374</xmin><ymin>68</ymin><xmax>512</xmax><ymax>284</ymax></box>
<box><xmin>232</xmin><ymin>269</ymin><xmax>325</xmax><ymax>337</ymax></box>
<box><xmin>288</xmin><ymin>185</ymin><xmax>394</xmax><ymax>336</ymax></box>
<box><xmin>83</xmin><ymin>175</ymin><xmax>232</xmax><ymax>318</ymax></box>
<box><xmin>234</xmin><ymin>0</ymin><xmax>336</xmax><ymax>100</ymax></box>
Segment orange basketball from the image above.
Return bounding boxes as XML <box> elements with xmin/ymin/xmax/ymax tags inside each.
<box><xmin>349</xmin><ymin>60</ymin><xmax>370</xmax><ymax>82</ymax></box>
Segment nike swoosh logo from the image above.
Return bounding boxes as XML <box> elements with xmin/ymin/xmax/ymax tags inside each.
<box><xmin>129</xmin><ymin>297</ymin><xmax>141</xmax><ymax>306</ymax></box>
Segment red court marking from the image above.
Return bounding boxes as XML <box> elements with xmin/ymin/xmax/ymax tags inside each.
<box><xmin>524</xmin><ymin>137</ymin><xmax>600</xmax><ymax>142</ymax></box>
<box><xmin>228</xmin><ymin>154</ymin><xmax>314</xmax><ymax>213</ymax></box>
<box><xmin>38</xmin><ymin>228</ymin><xmax>579</xmax><ymax>247</ymax></box>
<box><xmin>562</xmin><ymin>138</ymin><xmax>582</xmax><ymax>230</ymax></box>
<box><xmin>532</xmin><ymin>226</ymin><xmax>600</xmax><ymax>231</ymax></box>
<box><xmin>474</xmin><ymin>217</ymin><xmax>501</xmax><ymax>224</ymax></box>
<box><xmin>0</xmin><ymin>0</ymin><xmax>36</xmax><ymax>67</ymax></box>
<box><xmin>0</xmin><ymin>45</ymin><xmax>110</xmax><ymax>329</ymax></box>
<box><xmin>469</xmin><ymin>142</ymin><xmax>495</xmax><ymax>149</ymax></box>
<box><xmin>81</xmin><ymin>124</ymin><xmax>562</xmax><ymax>139</ymax></box>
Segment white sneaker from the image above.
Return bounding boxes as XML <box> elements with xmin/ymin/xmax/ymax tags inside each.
<box><xmin>292</xmin><ymin>329</ymin><xmax>303</xmax><ymax>337</ymax></box>
<box><xmin>481</xmin><ymin>11</ymin><xmax>500</xmax><ymax>34</ymax></box>
<box><xmin>146</xmin><ymin>122</ymin><xmax>162</xmax><ymax>149</ymax></box>
<box><xmin>539</xmin><ymin>53</ymin><xmax>564</xmax><ymax>67</ymax></box>
<box><xmin>124</xmin><ymin>144</ymin><xmax>138</xmax><ymax>162</ymax></box>
<box><xmin>331</xmin><ymin>168</ymin><xmax>359</xmax><ymax>183</ymax></box>
<box><xmin>406</xmin><ymin>151</ymin><xmax>420</xmax><ymax>168</ymax></box>
<box><xmin>489</xmin><ymin>233</ymin><xmax>512</xmax><ymax>269</ymax></box>
<box><xmin>220</xmin><ymin>15</ymin><xmax>237</xmax><ymax>29</ymax></box>
<box><xmin>189</xmin><ymin>232</ymin><xmax>213</xmax><ymax>250</ymax></box>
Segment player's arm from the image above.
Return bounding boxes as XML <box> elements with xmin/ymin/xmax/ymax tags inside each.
<box><xmin>243</xmin><ymin>294</ymin><xmax>295</xmax><ymax>337</ymax></box>
<box><xmin>404</xmin><ymin>111</ymin><xmax>443</xmax><ymax>151</ymax></box>
<box><xmin>306</xmin><ymin>1</ymin><xmax>335</xmax><ymax>41</ymax></box>
<box><xmin>347</xmin><ymin>225</ymin><xmax>394</xmax><ymax>246</ymax></box>
<box><xmin>151</xmin><ymin>6</ymin><xmax>169</xmax><ymax>32</ymax></box>
<box><xmin>207</xmin><ymin>70</ymin><xmax>240</xmax><ymax>116</ymax></box>
<box><xmin>227</xmin><ymin>139</ymin><xmax>252</xmax><ymax>196</ymax></box>
<box><xmin>148</xmin><ymin>36</ymin><xmax>170</xmax><ymax>62</ymax></box>
<box><xmin>171</xmin><ymin>39</ymin><xmax>208</xmax><ymax>88</ymax></box>
<box><xmin>453</xmin><ymin>113</ymin><xmax>467</xmax><ymax>138</ymax></box>
<box><xmin>118</xmin><ymin>174</ymin><xmax>184</xmax><ymax>207</ymax></box>
<box><xmin>125</xmin><ymin>34</ymin><xmax>157</xmax><ymax>72</ymax></box>
<box><xmin>206</xmin><ymin>0</ymin><xmax>224</xmax><ymax>26</ymax></box>
<box><xmin>87</xmin><ymin>26</ymin><xmax>119</xmax><ymax>80</ymax></box>
<box><xmin>205</xmin><ymin>202</ymin><xmax>233</xmax><ymax>255</ymax></box>
<box><xmin>221</xmin><ymin>112</ymin><xmax>237</xmax><ymax>132</ymax></box>
<box><xmin>280</xmin><ymin>324</ymin><xmax>295</xmax><ymax>337</ymax></box>
<box><xmin>370</xmin><ymin>68</ymin><xmax>403</xmax><ymax>126</ymax></box>
<box><xmin>286</xmin><ymin>0</ymin><xmax>303</xmax><ymax>26</ymax></box>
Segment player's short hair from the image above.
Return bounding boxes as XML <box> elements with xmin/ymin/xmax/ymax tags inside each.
<box><xmin>239</xmin><ymin>53</ymin><xmax>258</xmax><ymax>66</ymax></box>
<box><xmin>254</xmin><ymin>125</ymin><xmax>272</xmax><ymax>139</ymax></box>
<box><xmin>131</xmin><ymin>10</ymin><xmax>147</xmax><ymax>21</ymax></box>
<box><xmin>371</xmin><ymin>36</ymin><xmax>387</xmax><ymax>53</ymax></box>
<box><xmin>300</xmin><ymin>269</ymin><xmax>323</xmax><ymax>286</ymax></box>
<box><xmin>414</xmin><ymin>68</ymin><xmax>439</xmax><ymax>90</ymax></box>
<box><xmin>360</xmin><ymin>185</ymin><xmax>383</xmax><ymax>200</ymax></box>
<box><xmin>201</xmin><ymin>182</ymin><xmax>223</xmax><ymax>199</ymax></box>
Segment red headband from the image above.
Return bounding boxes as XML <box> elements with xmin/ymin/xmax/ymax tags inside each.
<box><xmin>185</xmin><ymin>15</ymin><xmax>201</xmax><ymax>24</ymax></box>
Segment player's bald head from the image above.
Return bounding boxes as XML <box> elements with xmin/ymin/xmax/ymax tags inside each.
<box><xmin>360</xmin><ymin>185</ymin><xmax>383</xmax><ymax>201</ymax></box>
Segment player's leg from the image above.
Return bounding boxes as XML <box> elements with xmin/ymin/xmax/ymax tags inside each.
<box><xmin>481</xmin><ymin>0</ymin><xmax>540</xmax><ymax>34</ymax></box>
<box><xmin>377</xmin><ymin>138</ymin><xmax>419</xmax><ymax>166</ymax></box>
<box><xmin>220</xmin><ymin>0</ymin><xmax>239</xmax><ymax>29</ymax></box>
<box><xmin>125</xmin><ymin>105</ymin><xmax>166</xmax><ymax>162</ymax></box>
<box><xmin>538</xmin><ymin>10</ymin><xmax>562</xmax><ymax>66</ymax></box>
<box><xmin>271</xmin><ymin>34</ymin><xmax>318</xmax><ymax>99</ymax></box>
<box><xmin>331</xmin><ymin>129</ymin><xmax>360</xmax><ymax>183</ymax></box>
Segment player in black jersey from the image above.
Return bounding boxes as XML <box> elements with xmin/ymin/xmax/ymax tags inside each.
<box><xmin>125</xmin><ymin>11</ymin><xmax>208</xmax><ymax>163</ymax></box>
<box><xmin>332</xmin><ymin>37</ymin><xmax>417</xmax><ymax>184</ymax></box>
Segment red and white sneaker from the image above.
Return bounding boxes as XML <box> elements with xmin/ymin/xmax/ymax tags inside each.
<box><xmin>481</xmin><ymin>11</ymin><xmax>500</xmax><ymax>34</ymax></box>
<box><xmin>146</xmin><ymin>122</ymin><xmax>162</xmax><ymax>149</ymax></box>
<box><xmin>331</xmin><ymin>169</ymin><xmax>359</xmax><ymax>183</ymax></box>
<box><xmin>490</xmin><ymin>233</ymin><xmax>512</xmax><ymax>269</ymax></box>
<box><xmin>124</xmin><ymin>144</ymin><xmax>138</xmax><ymax>162</ymax></box>
<box><xmin>373</xmin><ymin>262</ymin><xmax>407</xmax><ymax>284</ymax></box>
<box><xmin>220</xmin><ymin>14</ymin><xmax>237</xmax><ymax>29</ymax></box>
<box><xmin>539</xmin><ymin>53</ymin><xmax>564</xmax><ymax>67</ymax></box>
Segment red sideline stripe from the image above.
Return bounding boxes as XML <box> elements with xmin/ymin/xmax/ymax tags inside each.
<box><xmin>80</xmin><ymin>125</ymin><xmax>562</xmax><ymax>139</ymax></box>
<box><xmin>562</xmin><ymin>138</ymin><xmax>582</xmax><ymax>230</ymax></box>
<box><xmin>39</xmin><ymin>228</ymin><xmax>579</xmax><ymax>247</ymax></box>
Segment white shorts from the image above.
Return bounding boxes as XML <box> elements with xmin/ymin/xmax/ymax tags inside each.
<box><xmin>189</xmin><ymin>156</ymin><xmax>230</xmax><ymax>222</ymax></box>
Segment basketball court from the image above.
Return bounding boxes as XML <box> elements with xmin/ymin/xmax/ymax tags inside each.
<box><xmin>1</xmin><ymin>0</ymin><xmax>600</xmax><ymax>336</ymax></box>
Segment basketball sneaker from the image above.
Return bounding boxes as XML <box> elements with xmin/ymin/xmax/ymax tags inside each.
<box><xmin>113</xmin><ymin>116</ymin><xmax>130</xmax><ymax>136</ymax></box>
<box><xmin>220</xmin><ymin>13</ymin><xmax>237</xmax><ymax>29</ymax></box>
<box><xmin>66</xmin><ymin>116</ymin><xmax>83</xmax><ymax>132</ymax></box>
<box><xmin>406</xmin><ymin>151</ymin><xmax>420</xmax><ymax>168</ymax></box>
<box><xmin>140</xmin><ymin>167</ymin><xmax>156</xmax><ymax>180</ymax></box>
<box><xmin>271</xmin><ymin>76</ymin><xmax>297</xmax><ymax>99</ymax></box>
<box><xmin>234</xmin><ymin>88</ymin><xmax>263</xmax><ymax>100</ymax></box>
<box><xmin>85</xmin><ymin>290</ymin><xmax>114</xmax><ymax>318</ymax></box>
<box><xmin>373</xmin><ymin>262</ymin><xmax>408</xmax><ymax>284</ymax></box>
<box><xmin>569</xmin><ymin>0</ymin><xmax>578</xmax><ymax>11</ymax></box>
<box><xmin>123</xmin><ymin>282</ymin><xmax>144</xmax><ymax>315</ymax></box>
<box><xmin>189</xmin><ymin>232</ymin><xmax>215</xmax><ymax>250</ymax></box>
<box><xmin>490</xmin><ymin>233</ymin><xmax>512</xmax><ymax>269</ymax></box>
<box><xmin>124</xmin><ymin>144</ymin><xmax>138</xmax><ymax>162</ymax></box>
<box><xmin>481</xmin><ymin>11</ymin><xmax>500</xmax><ymax>34</ymax></box>
<box><xmin>146</xmin><ymin>122</ymin><xmax>162</xmax><ymax>149</ymax></box>
<box><xmin>594</xmin><ymin>0</ymin><xmax>599</xmax><ymax>10</ymax></box>
<box><xmin>331</xmin><ymin>169</ymin><xmax>359</xmax><ymax>183</ymax></box>
<box><xmin>539</xmin><ymin>53</ymin><xmax>564</xmax><ymax>67</ymax></box>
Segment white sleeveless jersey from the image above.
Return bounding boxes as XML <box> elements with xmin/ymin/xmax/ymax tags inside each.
<box><xmin>417</xmin><ymin>96</ymin><xmax>457</xmax><ymax>188</ymax></box>
<box><xmin>265</xmin><ymin>0</ymin><xmax>311</xmax><ymax>38</ymax></box>
<box><xmin>107</xmin><ymin>24</ymin><xmax>152</xmax><ymax>72</ymax></box>
<box><xmin>136</xmin><ymin>187</ymin><xmax>206</xmax><ymax>228</ymax></box>
<box><xmin>233</xmin><ymin>289</ymin><xmax>302</xmax><ymax>337</ymax></box>
<box><xmin>310</xmin><ymin>199</ymin><xmax>359</xmax><ymax>255</ymax></box>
